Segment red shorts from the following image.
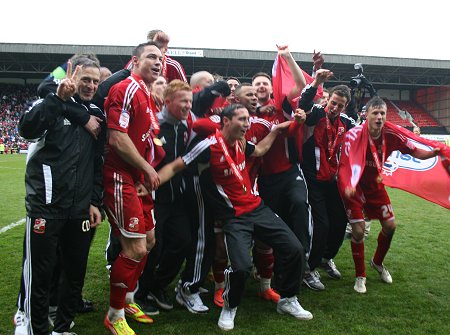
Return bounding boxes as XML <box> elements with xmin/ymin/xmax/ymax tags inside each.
<box><xmin>103</xmin><ymin>169</ymin><xmax>155</xmax><ymax>238</ymax></box>
<box><xmin>343</xmin><ymin>186</ymin><xmax>395</xmax><ymax>224</ymax></box>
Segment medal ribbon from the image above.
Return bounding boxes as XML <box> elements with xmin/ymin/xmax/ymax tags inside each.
<box><xmin>136</xmin><ymin>77</ymin><xmax>160</xmax><ymax>135</ymax></box>
<box><xmin>368</xmin><ymin>131</ymin><xmax>386</xmax><ymax>180</ymax></box>
<box><xmin>325</xmin><ymin>114</ymin><xmax>343</xmax><ymax>161</ymax></box>
<box><xmin>215</xmin><ymin>129</ymin><xmax>247</xmax><ymax>193</ymax></box>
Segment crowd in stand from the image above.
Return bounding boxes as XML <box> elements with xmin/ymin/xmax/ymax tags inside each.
<box><xmin>0</xmin><ymin>84</ymin><xmax>37</xmax><ymax>153</ymax></box>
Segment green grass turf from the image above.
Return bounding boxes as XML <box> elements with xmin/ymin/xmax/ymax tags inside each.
<box><xmin>0</xmin><ymin>154</ymin><xmax>449</xmax><ymax>334</ymax></box>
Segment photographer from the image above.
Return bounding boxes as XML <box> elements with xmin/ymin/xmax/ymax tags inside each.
<box><xmin>347</xmin><ymin>63</ymin><xmax>377</xmax><ymax>123</ymax></box>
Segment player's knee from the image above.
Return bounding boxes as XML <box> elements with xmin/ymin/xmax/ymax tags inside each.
<box><xmin>146</xmin><ymin>236</ymin><xmax>156</xmax><ymax>251</ymax></box>
<box><xmin>382</xmin><ymin>220</ymin><xmax>396</xmax><ymax>235</ymax></box>
<box><xmin>351</xmin><ymin>222</ymin><xmax>365</xmax><ymax>242</ymax></box>
<box><xmin>125</xmin><ymin>242</ymin><xmax>148</xmax><ymax>260</ymax></box>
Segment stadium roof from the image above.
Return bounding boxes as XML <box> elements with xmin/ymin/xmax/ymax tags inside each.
<box><xmin>1</xmin><ymin>43</ymin><xmax>450</xmax><ymax>89</ymax></box>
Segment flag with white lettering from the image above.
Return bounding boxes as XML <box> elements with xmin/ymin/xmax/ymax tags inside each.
<box><xmin>381</xmin><ymin>124</ymin><xmax>450</xmax><ymax>209</ymax></box>
<box><xmin>338</xmin><ymin>121</ymin><xmax>450</xmax><ymax>210</ymax></box>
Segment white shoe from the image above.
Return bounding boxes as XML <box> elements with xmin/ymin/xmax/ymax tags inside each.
<box><xmin>320</xmin><ymin>259</ymin><xmax>342</xmax><ymax>279</ymax></box>
<box><xmin>354</xmin><ymin>276</ymin><xmax>367</xmax><ymax>293</ymax></box>
<box><xmin>218</xmin><ymin>306</ymin><xmax>237</xmax><ymax>331</ymax></box>
<box><xmin>277</xmin><ymin>297</ymin><xmax>313</xmax><ymax>320</ymax></box>
<box><xmin>370</xmin><ymin>259</ymin><xmax>393</xmax><ymax>284</ymax></box>
<box><xmin>303</xmin><ymin>271</ymin><xmax>325</xmax><ymax>291</ymax></box>
<box><xmin>14</xmin><ymin>309</ymin><xmax>30</xmax><ymax>335</ymax></box>
<box><xmin>176</xmin><ymin>286</ymin><xmax>209</xmax><ymax>314</ymax></box>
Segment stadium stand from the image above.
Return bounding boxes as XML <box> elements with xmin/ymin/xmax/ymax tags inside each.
<box><xmin>0</xmin><ymin>84</ymin><xmax>37</xmax><ymax>153</ymax></box>
<box><xmin>391</xmin><ymin>100</ymin><xmax>440</xmax><ymax>127</ymax></box>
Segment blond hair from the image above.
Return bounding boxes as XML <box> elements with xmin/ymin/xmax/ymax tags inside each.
<box><xmin>163</xmin><ymin>79</ymin><xmax>191</xmax><ymax>100</ymax></box>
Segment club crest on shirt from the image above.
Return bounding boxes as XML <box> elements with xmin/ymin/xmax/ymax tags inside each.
<box><xmin>33</xmin><ymin>218</ymin><xmax>46</xmax><ymax>234</ymax></box>
<box><xmin>128</xmin><ymin>217</ymin><xmax>139</xmax><ymax>231</ymax></box>
<box><xmin>119</xmin><ymin>109</ymin><xmax>130</xmax><ymax>128</ymax></box>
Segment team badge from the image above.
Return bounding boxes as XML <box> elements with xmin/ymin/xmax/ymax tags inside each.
<box><xmin>33</xmin><ymin>218</ymin><xmax>46</xmax><ymax>234</ymax></box>
<box><xmin>119</xmin><ymin>110</ymin><xmax>130</xmax><ymax>128</ymax></box>
<box><xmin>128</xmin><ymin>217</ymin><xmax>139</xmax><ymax>231</ymax></box>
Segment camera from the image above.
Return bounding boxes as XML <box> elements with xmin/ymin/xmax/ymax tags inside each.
<box><xmin>349</xmin><ymin>63</ymin><xmax>377</xmax><ymax>97</ymax></box>
<box><xmin>349</xmin><ymin>63</ymin><xmax>366</xmax><ymax>89</ymax></box>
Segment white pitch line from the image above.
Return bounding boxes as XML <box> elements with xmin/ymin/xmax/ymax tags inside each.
<box><xmin>0</xmin><ymin>218</ymin><xmax>25</xmax><ymax>234</ymax></box>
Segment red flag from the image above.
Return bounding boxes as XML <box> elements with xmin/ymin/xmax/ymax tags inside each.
<box><xmin>381</xmin><ymin>124</ymin><xmax>450</xmax><ymax>210</ymax></box>
<box><xmin>272</xmin><ymin>54</ymin><xmax>323</xmax><ymax>111</ymax></box>
<box><xmin>338</xmin><ymin>121</ymin><xmax>450</xmax><ymax>210</ymax></box>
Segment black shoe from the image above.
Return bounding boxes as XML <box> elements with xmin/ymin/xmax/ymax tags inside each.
<box><xmin>147</xmin><ymin>288</ymin><xmax>173</xmax><ymax>310</ymax></box>
<box><xmin>77</xmin><ymin>298</ymin><xmax>94</xmax><ymax>313</ymax></box>
<box><xmin>134</xmin><ymin>296</ymin><xmax>160</xmax><ymax>316</ymax></box>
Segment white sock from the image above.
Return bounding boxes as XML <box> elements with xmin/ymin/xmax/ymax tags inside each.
<box><xmin>260</xmin><ymin>277</ymin><xmax>271</xmax><ymax>292</ymax></box>
<box><xmin>125</xmin><ymin>291</ymin><xmax>135</xmax><ymax>305</ymax></box>
<box><xmin>51</xmin><ymin>332</ymin><xmax>62</xmax><ymax>335</ymax></box>
<box><xmin>108</xmin><ymin>307</ymin><xmax>124</xmax><ymax>323</ymax></box>
<box><xmin>215</xmin><ymin>281</ymin><xmax>225</xmax><ymax>290</ymax></box>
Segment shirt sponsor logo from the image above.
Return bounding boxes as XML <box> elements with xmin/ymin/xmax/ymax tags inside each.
<box><xmin>224</xmin><ymin>161</ymin><xmax>245</xmax><ymax>176</ymax></box>
<box><xmin>142</xmin><ymin>128</ymin><xmax>151</xmax><ymax>142</ymax></box>
<box><xmin>33</xmin><ymin>218</ymin><xmax>46</xmax><ymax>234</ymax></box>
<box><xmin>63</xmin><ymin>118</ymin><xmax>71</xmax><ymax>126</ymax></box>
<box><xmin>128</xmin><ymin>217</ymin><xmax>139</xmax><ymax>232</ymax></box>
<box><xmin>119</xmin><ymin>110</ymin><xmax>130</xmax><ymax>128</ymax></box>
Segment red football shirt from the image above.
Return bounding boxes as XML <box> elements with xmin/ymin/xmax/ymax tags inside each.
<box><xmin>359</xmin><ymin>128</ymin><xmax>416</xmax><ymax>192</ymax></box>
<box><xmin>104</xmin><ymin>73</ymin><xmax>158</xmax><ymax>182</ymax></box>
<box><xmin>182</xmin><ymin>135</ymin><xmax>262</xmax><ymax>217</ymax></box>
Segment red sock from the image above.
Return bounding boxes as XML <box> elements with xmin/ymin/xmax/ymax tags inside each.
<box><xmin>212</xmin><ymin>259</ymin><xmax>228</xmax><ymax>284</ymax></box>
<box><xmin>254</xmin><ymin>247</ymin><xmax>274</xmax><ymax>279</ymax></box>
<box><xmin>373</xmin><ymin>230</ymin><xmax>393</xmax><ymax>266</ymax></box>
<box><xmin>351</xmin><ymin>240</ymin><xmax>366</xmax><ymax>277</ymax></box>
<box><xmin>129</xmin><ymin>253</ymin><xmax>148</xmax><ymax>293</ymax></box>
<box><xmin>110</xmin><ymin>253</ymin><xmax>140</xmax><ymax>309</ymax></box>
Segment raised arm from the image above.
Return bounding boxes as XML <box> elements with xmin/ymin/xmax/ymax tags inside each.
<box><xmin>277</xmin><ymin>45</ymin><xmax>307</xmax><ymax>102</ymax></box>
<box><xmin>412</xmin><ymin>147</ymin><xmax>441</xmax><ymax>160</ymax></box>
<box><xmin>298</xmin><ymin>69</ymin><xmax>333</xmax><ymax>113</ymax></box>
